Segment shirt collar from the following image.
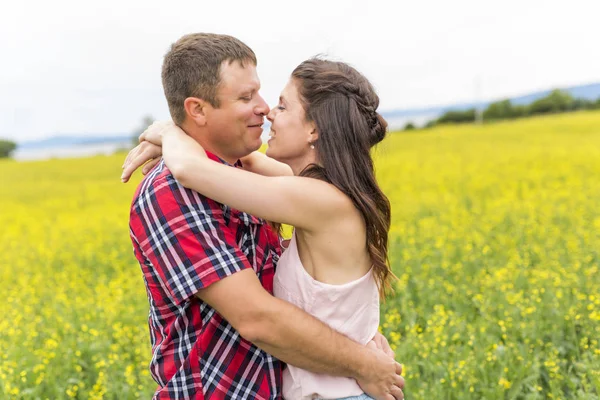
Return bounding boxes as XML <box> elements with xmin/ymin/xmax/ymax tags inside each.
<box><xmin>205</xmin><ymin>150</ymin><xmax>242</xmax><ymax>168</ymax></box>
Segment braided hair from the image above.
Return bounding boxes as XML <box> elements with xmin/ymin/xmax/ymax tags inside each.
<box><xmin>292</xmin><ymin>58</ymin><xmax>394</xmax><ymax>299</ymax></box>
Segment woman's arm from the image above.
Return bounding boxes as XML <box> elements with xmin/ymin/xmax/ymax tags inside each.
<box><xmin>239</xmin><ymin>151</ymin><xmax>293</xmax><ymax>177</ymax></box>
<box><xmin>160</xmin><ymin>128</ymin><xmax>351</xmax><ymax>231</ymax></box>
<box><xmin>121</xmin><ymin>123</ymin><xmax>292</xmax><ymax>182</ymax></box>
<box><xmin>121</xmin><ymin>145</ymin><xmax>292</xmax><ymax>183</ymax></box>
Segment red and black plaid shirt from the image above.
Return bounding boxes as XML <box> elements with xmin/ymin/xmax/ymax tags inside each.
<box><xmin>129</xmin><ymin>153</ymin><xmax>282</xmax><ymax>399</ymax></box>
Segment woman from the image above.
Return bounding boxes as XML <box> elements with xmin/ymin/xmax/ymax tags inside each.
<box><xmin>123</xmin><ymin>58</ymin><xmax>394</xmax><ymax>400</ymax></box>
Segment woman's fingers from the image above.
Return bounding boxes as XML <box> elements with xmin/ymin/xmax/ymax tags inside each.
<box><xmin>123</xmin><ymin>145</ymin><xmax>140</xmax><ymax>170</ymax></box>
<box><xmin>121</xmin><ymin>142</ymin><xmax>162</xmax><ymax>182</ymax></box>
<box><xmin>121</xmin><ymin>145</ymin><xmax>142</xmax><ymax>179</ymax></box>
<box><xmin>142</xmin><ymin>158</ymin><xmax>161</xmax><ymax>175</ymax></box>
<box><xmin>140</xmin><ymin>120</ymin><xmax>176</xmax><ymax>146</ymax></box>
<box><xmin>139</xmin><ymin>120</ymin><xmax>162</xmax><ymax>143</ymax></box>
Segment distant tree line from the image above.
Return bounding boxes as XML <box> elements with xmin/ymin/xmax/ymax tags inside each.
<box><xmin>403</xmin><ymin>89</ymin><xmax>600</xmax><ymax>130</ymax></box>
<box><xmin>132</xmin><ymin>115</ymin><xmax>156</xmax><ymax>145</ymax></box>
<box><xmin>0</xmin><ymin>114</ymin><xmax>155</xmax><ymax>160</ymax></box>
<box><xmin>0</xmin><ymin>139</ymin><xmax>17</xmax><ymax>158</ymax></box>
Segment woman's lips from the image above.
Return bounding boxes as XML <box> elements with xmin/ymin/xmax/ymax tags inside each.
<box><xmin>267</xmin><ymin>130</ymin><xmax>275</xmax><ymax>144</ymax></box>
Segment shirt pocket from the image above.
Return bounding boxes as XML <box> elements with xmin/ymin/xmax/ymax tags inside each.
<box><xmin>224</xmin><ymin>204</ymin><xmax>264</xmax><ymax>227</ymax></box>
<box><xmin>236</xmin><ymin>209</ymin><xmax>264</xmax><ymax>226</ymax></box>
<box><xmin>228</xmin><ymin>207</ymin><xmax>265</xmax><ymax>264</ymax></box>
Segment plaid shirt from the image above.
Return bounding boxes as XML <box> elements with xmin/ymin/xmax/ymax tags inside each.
<box><xmin>129</xmin><ymin>153</ymin><xmax>282</xmax><ymax>399</ymax></box>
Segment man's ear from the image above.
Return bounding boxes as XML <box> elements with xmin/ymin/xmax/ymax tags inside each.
<box><xmin>184</xmin><ymin>97</ymin><xmax>209</xmax><ymax>127</ymax></box>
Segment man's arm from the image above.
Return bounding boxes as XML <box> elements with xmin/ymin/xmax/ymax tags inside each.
<box><xmin>198</xmin><ymin>269</ymin><xmax>404</xmax><ymax>400</ymax></box>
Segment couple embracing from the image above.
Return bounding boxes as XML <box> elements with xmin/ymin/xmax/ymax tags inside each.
<box><xmin>121</xmin><ymin>32</ymin><xmax>405</xmax><ymax>400</ymax></box>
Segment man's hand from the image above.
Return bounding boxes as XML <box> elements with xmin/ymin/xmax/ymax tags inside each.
<box><xmin>357</xmin><ymin>344</ymin><xmax>405</xmax><ymax>400</ymax></box>
<box><xmin>370</xmin><ymin>331</ymin><xmax>396</xmax><ymax>359</ymax></box>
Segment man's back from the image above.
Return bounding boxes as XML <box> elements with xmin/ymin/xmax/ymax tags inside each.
<box><xmin>129</xmin><ymin>157</ymin><xmax>282</xmax><ymax>399</ymax></box>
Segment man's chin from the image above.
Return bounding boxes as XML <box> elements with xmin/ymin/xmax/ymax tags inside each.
<box><xmin>238</xmin><ymin>144</ymin><xmax>262</xmax><ymax>159</ymax></box>
<box><xmin>250</xmin><ymin>140</ymin><xmax>263</xmax><ymax>153</ymax></box>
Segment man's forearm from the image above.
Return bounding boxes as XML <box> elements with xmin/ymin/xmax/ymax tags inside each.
<box><xmin>196</xmin><ymin>269</ymin><xmax>402</xmax><ymax>398</ymax></box>
<box><xmin>246</xmin><ymin>297</ymin><xmax>371</xmax><ymax>379</ymax></box>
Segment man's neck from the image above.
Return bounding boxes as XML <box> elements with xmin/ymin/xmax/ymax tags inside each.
<box><xmin>179</xmin><ymin>121</ymin><xmax>238</xmax><ymax>165</ymax></box>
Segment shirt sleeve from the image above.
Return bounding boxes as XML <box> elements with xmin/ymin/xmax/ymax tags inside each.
<box><xmin>132</xmin><ymin>173</ymin><xmax>253</xmax><ymax>305</ymax></box>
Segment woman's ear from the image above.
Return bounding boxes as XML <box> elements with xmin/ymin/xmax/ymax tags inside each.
<box><xmin>184</xmin><ymin>97</ymin><xmax>208</xmax><ymax>127</ymax></box>
<box><xmin>308</xmin><ymin>124</ymin><xmax>319</xmax><ymax>145</ymax></box>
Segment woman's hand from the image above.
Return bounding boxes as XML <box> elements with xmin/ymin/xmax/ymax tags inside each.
<box><xmin>121</xmin><ymin>141</ymin><xmax>162</xmax><ymax>183</ymax></box>
<box><xmin>121</xmin><ymin>120</ymin><xmax>188</xmax><ymax>183</ymax></box>
<box><xmin>139</xmin><ymin>120</ymin><xmax>183</xmax><ymax>147</ymax></box>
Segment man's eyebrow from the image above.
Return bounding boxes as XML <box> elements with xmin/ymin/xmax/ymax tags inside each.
<box><xmin>240</xmin><ymin>84</ymin><xmax>259</xmax><ymax>95</ymax></box>
<box><xmin>238</xmin><ymin>88</ymin><xmax>255</xmax><ymax>97</ymax></box>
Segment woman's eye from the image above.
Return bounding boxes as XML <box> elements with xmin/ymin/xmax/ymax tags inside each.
<box><xmin>277</xmin><ymin>105</ymin><xmax>285</xmax><ymax>110</ymax></box>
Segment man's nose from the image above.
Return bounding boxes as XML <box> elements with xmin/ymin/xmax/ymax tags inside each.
<box><xmin>255</xmin><ymin>94</ymin><xmax>270</xmax><ymax>116</ymax></box>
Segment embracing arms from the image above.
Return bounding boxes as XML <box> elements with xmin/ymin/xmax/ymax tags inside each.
<box><xmin>132</xmin><ymin>173</ymin><xmax>404</xmax><ymax>399</ymax></box>
<box><xmin>202</xmin><ymin>268</ymin><xmax>404</xmax><ymax>400</ymax></box>
<box><xmin>122</xmin><ymin>122</ymin><xmax>352</xmax><ymax>232</ymax></box>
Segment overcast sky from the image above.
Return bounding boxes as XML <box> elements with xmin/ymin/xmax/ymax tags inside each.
<box><xmin>1</xmin><ymin>0</ymin><xmax>599</xmax><ymax>141</ymax></box>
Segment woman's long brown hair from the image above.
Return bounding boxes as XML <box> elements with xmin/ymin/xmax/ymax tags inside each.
<box><xmin>292</xmin><ymin>58</ymin><xmax>395</xmax><ymax>299</ymax></box>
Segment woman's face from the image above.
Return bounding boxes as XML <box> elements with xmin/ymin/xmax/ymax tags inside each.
<box><xmin>266</xmin><ymin>79</ymin><xmax>316</xmax><ymax>163</ymax></box>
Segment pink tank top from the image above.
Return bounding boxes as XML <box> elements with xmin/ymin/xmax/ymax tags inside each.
<box><xmin>273</xmin><ymin>233</ymin><xmax>380</xmax><ymax>400</ymax></box>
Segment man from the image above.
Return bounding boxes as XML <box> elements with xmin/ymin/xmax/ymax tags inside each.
<box><xmin>125</xmin><ymin>33</ymin><xmax>404</xmax><ymax>399</ymax></box>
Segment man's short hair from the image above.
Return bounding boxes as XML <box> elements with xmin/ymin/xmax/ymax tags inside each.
<box><xmin>162</xmin><ymin>33</ymin><xmax>257</xmax><ymax>124</ymax></box>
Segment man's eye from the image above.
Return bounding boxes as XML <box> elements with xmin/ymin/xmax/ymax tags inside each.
<box><xmin>241</xmin><ymin>95</ymin><xmax>252</xmax><ymax>101</ymax></box>
<box><xmin>277</xmin><ymin>105</ymin><xmax>285</xmax><ymax>110</ymax></box>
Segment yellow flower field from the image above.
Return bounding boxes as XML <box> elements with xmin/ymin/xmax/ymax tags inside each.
<box><xmin>1</xmin><ymin>111</ymin><xmax>599</xmax><ymax>399</ymax></box>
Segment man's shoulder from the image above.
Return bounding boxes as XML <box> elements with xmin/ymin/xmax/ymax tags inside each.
<box><xmin>131</xmin><ymin>161</ymin><xmax>220</xmax><ymax>214</ymax></box>
<box><xmin>131</xmin><ymin>163</ymin><xmax>172</xmax><ymax>202</ymax></box>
